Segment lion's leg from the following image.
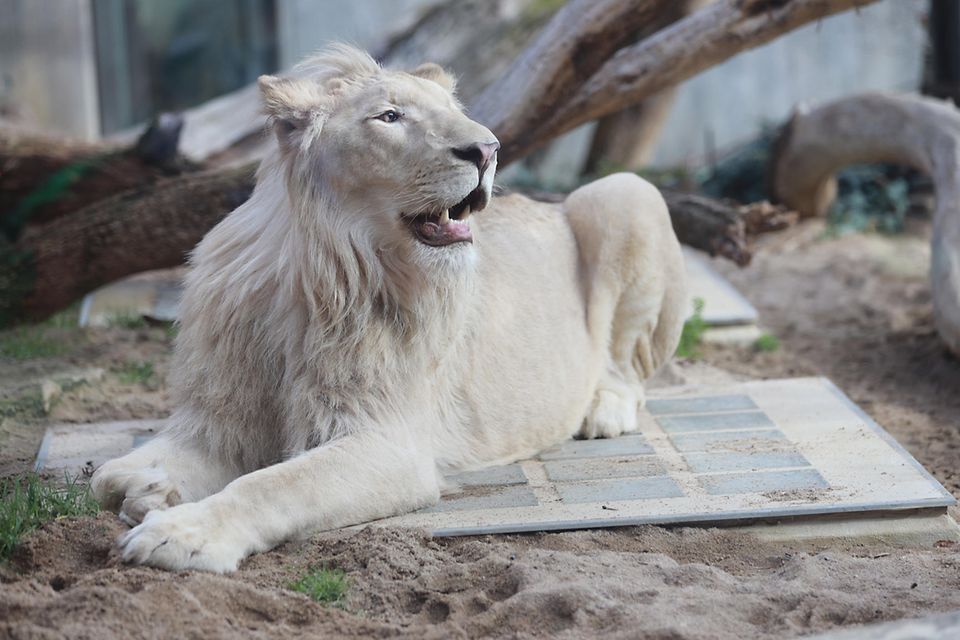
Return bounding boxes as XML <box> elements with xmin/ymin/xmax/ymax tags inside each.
<box><xmin>115</xmin><ymin>428</ymin><xmax>439</xmax><ymax>573</ymax></box>
<box><xmin>91</xmin><ymin>430</ymin><xmax>240</xmax><ymax>525</ymax></box>
<box><xmin>564</xmin><ymin>173</ymin><xmax>687</xmax><ymax>439</ymax></box>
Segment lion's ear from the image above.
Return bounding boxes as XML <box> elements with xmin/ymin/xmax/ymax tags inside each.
<box><xmin>258</xmin><ymin>75</ymin><xmax>327</xmax><ymax>146</ymax></box>
<box><xmin>410</xmin><ymin>63</ymin><xmax>457</xmax><ymax>93</ymax></box>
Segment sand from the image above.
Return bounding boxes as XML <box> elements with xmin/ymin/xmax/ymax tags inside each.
<box><xmin>2</xmin><ymin>218</ymin><xmax>960</xmax><ymax>638</ymax></box>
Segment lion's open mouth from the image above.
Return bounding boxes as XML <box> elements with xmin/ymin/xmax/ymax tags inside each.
<box><xmin>406</xmin><ymin>185</ymin><xmax>489</xmax><ymax>247</ymax></box>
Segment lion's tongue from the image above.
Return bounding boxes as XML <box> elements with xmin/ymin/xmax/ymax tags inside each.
<box><xmin>418</xmin><ymin>218</ymin><xmax>473</xmax><ymax>245</ymax></box>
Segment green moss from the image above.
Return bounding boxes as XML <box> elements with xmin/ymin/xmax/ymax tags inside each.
<box><xmin>289</xmin><ymin>567</ymin><xmax>349</xmax><ymax>605</ymax></box>
<box><xmin>753</xmin><ymin>333</ymin><xmax>781</xmax><ymax>353</ymax></box>
<box><xmin>115</xmin><ymin>361</ymin><xmax>155</xmax><ymax>385</ymax></box>
<box><xmin>0</xmin><ymin>327</ymin><xmax>66</xmax><ymax>361</ymax></box>
<box><xmin>676</xmin><ymin>298</ymin><xmax>707</xmax><ymax>360</ymax></box>
<box><xmin>105</xmin><ymin>311</ymin><xmax>148</xmax><ymax>330</ymax></box>
<box><xmin>0</xmin><ymin>474</ymin><xmax>99</xmax><ymax>561</ymax></box>
<box><xmin>0</xmin><ymin>391</ymin><xmax>44</xmax><ymax>420</ymax></box>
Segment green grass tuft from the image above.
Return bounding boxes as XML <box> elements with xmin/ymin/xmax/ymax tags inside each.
<box><xmin>115</xmin><ymin>361</ymin><xmax>155</xmax><ymax>385</ymax></box>
<box><xmin>0</xmin><ymin>391</ymin><xmax>44</xmax><ymax>420</ymax></box>
<box><xmin>0</xmin><ymin>306</ymin><xmax>80</xmax><ymax>361</ymax></box>
<box><xmin>0</xmin><ymin>328</ymin><xmax>65</xmax><ymax>360</ymax></box>
<box><xmin>676</xmin><ymin>298</ymin><xmax>707</xmax><ymax>360</ymax></box>
<box><xmin>753</xmin><ymin>333</ymin><xmax>781</xmax><ymax>353</ymax></box>
<box><xmin>105</xmin><ymin>311</ymin><xmax>148</xmax><ymax>330</ymax></box>
<box><xmin>0</xmin><ymin>474</ymin><xmax>99</xmax><ymax>561</ymax></box>
<box><xmin>289</xmin><ymin>567</ymin><xmax>349</xmax><ymax>605</ymax></box>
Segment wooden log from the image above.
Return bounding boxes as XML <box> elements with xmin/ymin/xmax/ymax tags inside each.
<box><xmin>475</xmin><ymin>0</ymin><xmax>879</xmax><ymax>164</ymax></box>
<box><xmin>768</xmin><ymin>92</ymin><xmax>960</xmax><ymax>356</ymax></box>
<box><xmin>1</xmin><ymin>115</ymin><xmax>197</xmax><ymax>239</ymax></box>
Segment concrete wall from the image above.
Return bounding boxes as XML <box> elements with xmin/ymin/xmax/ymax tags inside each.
<box><xmin>275</xmin><ymin>0</ymin><xmax>441</xmax><ymax>68</ymax></box>
<box><xmin>505</xmin><ymin>0</ymin><xmax>929</xmax><ymax>189</ymax></box>
<box><xmin>650</xmin><ymin>0</ymin><xmax>929</xmax><ymax>167</ymax></box>
<box><xmin>0</xmin><ymin>0</ymin><xmax>100</xmax><ymax>140</ymax></box>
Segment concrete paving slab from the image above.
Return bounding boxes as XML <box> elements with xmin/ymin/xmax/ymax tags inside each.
<box><xmin>35</xmin><ymin>378</ymin><xmax>955</xmax><ymax>541</ymax></box>
<box><xmin>683</xmin><ymin>246</ymin><xmax>759</xmax><ymax>327</ymax></box>
<box><xmin>381</xmin><ymin>377</ymin><xmax>954</xmax><ymax>536</ymax></box>
<box><xmin>35</xmin><ymin>419</ymin><xmax>166</xmax><ymax>475</ymax></box>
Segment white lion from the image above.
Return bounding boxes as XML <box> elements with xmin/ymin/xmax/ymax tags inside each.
<box><xmin>91</xmin><ymin>45</ymin><xmax>687</xmax><ymax>572</ymax></box>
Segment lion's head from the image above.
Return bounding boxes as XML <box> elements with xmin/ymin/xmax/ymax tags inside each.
<box><xmin>257</xmin><ymin>45</ymin><xmax>498</xmax><ymax>253</ymax></box>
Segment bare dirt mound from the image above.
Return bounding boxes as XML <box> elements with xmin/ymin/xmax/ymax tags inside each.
<box><xmin>3</xmin><ymin>517</ymin><xmax>960</xmax><ymax>639</ymax></box>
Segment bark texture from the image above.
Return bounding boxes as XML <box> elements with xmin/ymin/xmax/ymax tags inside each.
<box><xmin>769</xmin><ymin>92</ymin><xmax>960</xmax><ymax>356</ymax></box>
<box><xmin>476</xmin><ymin>0</ymin><xmax>878</xmax><ymax>164</ymax></box>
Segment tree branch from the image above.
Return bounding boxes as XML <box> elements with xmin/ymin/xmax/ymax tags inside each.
<box><xmin>479</xmin><ymin>0</ymin><xmax>879</xmax><ymax>163</ymax></box>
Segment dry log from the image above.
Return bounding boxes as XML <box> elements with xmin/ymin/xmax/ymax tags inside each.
<box><xmin>4</xmin><ymin>164</ymin><xmax>254</xmax><ymax>324</ymax></box>
<box><xmin>1</xmin><ymin>115</ymin><xmax>197</xmax><ymax>237</ymax></box>
<box><xmin>769</xmin><ymin>92</ymin><xmax>960</xmax><ymax>356</ymax></box>
<box><xmin>476</xmin><ymin>0</ymin><xmax>879</xmax><ymax>164</ymax></box>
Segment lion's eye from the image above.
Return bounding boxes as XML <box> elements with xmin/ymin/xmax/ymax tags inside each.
<box><xmin>376</xmin><ymin>110</ymin><xmax>401</xmax><ymax>123</ymax></box>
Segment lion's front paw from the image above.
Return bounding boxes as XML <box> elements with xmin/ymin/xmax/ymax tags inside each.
<box><xmin>118</xmin><ymin>501</ymin><xmax>248</xmax><ymax>573</ymax></box>
<box><xmin>580</xmin><ymin>388</ymin><xmax>640</xmax><ymax>439</ymax></box>
<box><xmin>91</xmin><ymin>462</ymin><xmax>182</xmax><ymax>525</ymax></box>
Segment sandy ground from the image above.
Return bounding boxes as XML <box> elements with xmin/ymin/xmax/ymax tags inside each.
<box><xmin>2</xmin><ymin>218</ymin><xmax>960</xmax><ymax>639</ymax></box>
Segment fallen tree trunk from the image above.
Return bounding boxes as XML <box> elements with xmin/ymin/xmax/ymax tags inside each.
<box><xmin>476</xmin><ymin>0</ymin><xmax>878</xmax><ymax>164</ymax></box>
<box><xmin>584</xmin><ymin>0</ymin><xmax>708</xmax><ymax>174</ymax></box>
<box><xmin>3</xmin><ymin>164</ymin><xmax>254</xmax><ymax>325</ymax></box>
<box><xmin>2</xmin><ymin>0</ymin><xmax>875</xmax><ymax>325</ymax></box>
<box><xmin>769</xmin><ymin>92</ymin><xmax>960</xmax><ymax>356</ymax></box>
<box><xmin>1</xmin><ymin>115</ymin><xmax>196</xmax><ymax>238</ymax></box>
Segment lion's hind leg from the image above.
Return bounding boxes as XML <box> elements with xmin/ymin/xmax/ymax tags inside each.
<box><xmin>565</xmin><ymin>173</ymin><xmax>687</xmax><ymax>440</ymax></box>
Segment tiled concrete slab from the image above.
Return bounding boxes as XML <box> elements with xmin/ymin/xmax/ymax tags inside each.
<box><xmin>657</xmin><ymin>410</ymin><xmax>775</xmax><ymax>433</ymax></box>
<box><xmin>683</xmin><ymin>450</ymin><xmax>810</xmax><ymax>473</ymax></box>
<box><xmin>36</xmin><ymin>378</ymin><xmax>955</xmax><ymax>539</ymax></box>
<box><xmin>34</xmin><ymin>419</ymin><xmax>166</xmax><ymax>475</ymax></box>
<box><xmin>446</xmin><ymin>464</ymin><xmax>527</xmax><ymax>487</ymax></box>
<box><xmin>381</xmin><ymin>377</ymin><xmax>954</xmax><ymax>536</ymax></box>
<box><xmin>538</xmin><ymin>434</ymin><xmax>655</xmax><ymax>460</ymax></box>
<box><xmin>698</xmin><ymin>468</ymin><xmax>829</xmax><ymax>496</ymax></box>
<box><xmin>668</xmin><ymin>428</ymin><xmax>790</xmax><ymax>453</ymax></box>
<box><xmin>543</xmin><ymin>457</ymin><xmax>667</xmax><ymax>482</ymax></box>
<box><xmin>556</xmin><ymin>477</ymin><xmax>686</xmax><ymax>504</ymax></box>
<box><xmin>647</xmin><ymin>394</ymin><xmax>758</xmax><ymax>416</ymax></box>
<box><xmin>420</xmin><ymin>485</ymin><xmax>540</xmax><ymax>513</ymax></box>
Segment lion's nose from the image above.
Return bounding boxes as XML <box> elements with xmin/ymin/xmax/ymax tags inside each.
<box><xmin>452</xmin><ymin>141</ymin><xmax>500</xmax><ymax>176</ymax></box>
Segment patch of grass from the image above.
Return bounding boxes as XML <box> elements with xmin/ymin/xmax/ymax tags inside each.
<box><xmin>0</xmin><ymin>474</ymin><xmax>99</xmax><ymax>561</ymax></box>
<box><xmin>0</xmin><ymin>328</ymin><xmax>65</xmax><ymax>360</ymax></box>
<box><xmin>105</xmin><ymin>311</ymin><xmax>148</xmax><ymax>330</ymax></box>
<box><xmin>0</xmin><ymin>306</ymin><xmax>80</xmax><ymax>361</ymax></box>
<box><xmin>289</xmin><ymin>567</ymin><xmax>349</xmax><ymax>605</ymax></box>
<box><xmin>676</xmin><ymin>298</ymin><xmax>707</xmax><ymax>360</ymax></box>
<box><xmin>161</xmin><ymin>321</ymin><xmax>178</xmax><ymax>341</ymax></box>
<box><xmin>0</xmin><ymin>390</ymin><xmax>44</xmax><ymax>420</ymax></box>
<box><xmin>753</xmin><ymin>333</ymin><xmax>781</xmax><ymax>353</ymax></box>
<box><xmin>115</xmin><ymin>361</ymin><xmax>155</xmax><ymax>385</ymax></box>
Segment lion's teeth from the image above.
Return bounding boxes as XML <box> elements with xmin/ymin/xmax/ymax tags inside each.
<box><xmin>440</xmin><ymin>209</ymin><xmax>450</xmax><ymax>224</ymax></box>
<box><xmin>461</xmin><ymin>206</ymin><xmax>473</xmax><ymax>221</ymax></box>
